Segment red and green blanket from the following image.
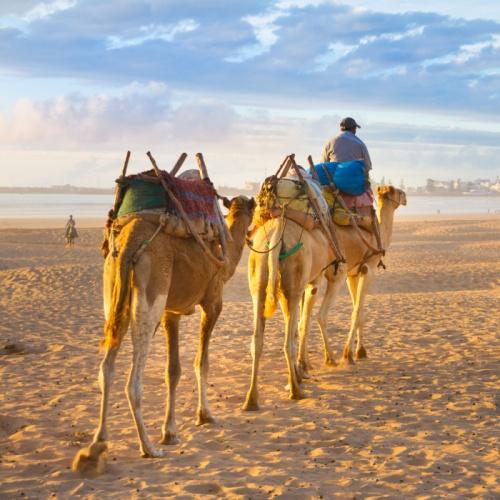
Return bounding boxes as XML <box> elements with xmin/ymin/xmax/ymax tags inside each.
<box><xmin>116</xmin><ymin>170</ymin><xmax>218</xmax><ymax>224</ymax></box>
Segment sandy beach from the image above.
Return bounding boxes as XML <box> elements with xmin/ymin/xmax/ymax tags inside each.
<box><xmin>0</xmin><ymin>215</ymin><xmax>499</xmax><ymax>498</ymax></box>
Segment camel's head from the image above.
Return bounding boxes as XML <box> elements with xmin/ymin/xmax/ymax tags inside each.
<box><xmin>223</xmin><ymin>195</ymin><xmax>256</xmax><ymax>218</ymax></box>
<box><xmin>377</xmin><ymin>185</ymin><xmax>407</xmax><ymax>208</ymax></box>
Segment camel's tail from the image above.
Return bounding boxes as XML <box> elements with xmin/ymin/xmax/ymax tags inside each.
<box><xmin>263</xmin><ymin>218</ymin><xmax>283</xmax><ymax>318</ymax></box>
<box><xmin>101</xmin><ymin>219</ymin><xmax>142</xmax><ymax>350</ymax></box>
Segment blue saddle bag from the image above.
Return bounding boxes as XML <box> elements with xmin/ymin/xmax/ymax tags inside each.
<box><xmin>310</xmin><ymin>160</ymin><xmax>367</xmax><ymax>196</ymax></box>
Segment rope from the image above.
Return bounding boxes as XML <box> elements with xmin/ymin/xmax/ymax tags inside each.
<box><xmin>131</xmin><ymin>213</ymin><xmax>168</xmax><ymax>264</ymax></box>
<box><xmin>246</xmin><ymin>178</ymin><xmax>305</xmax><ymax>255</ymax></box>
<box><xmin>246</xmin><ymin>216</ymin><xmax>287</xmax><ymax>254</ymax></box>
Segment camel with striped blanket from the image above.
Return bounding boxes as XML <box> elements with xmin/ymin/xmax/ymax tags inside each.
<box><xmin>73</xmin><ymin>195</ymin><xmax>254</xmax><ymax>471</ymax></box>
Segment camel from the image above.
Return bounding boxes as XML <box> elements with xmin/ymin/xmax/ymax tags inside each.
<box><xmin>242</xmin><ymin>214</ymin><xmax>343</xmax><ymax>410</ymax></box>
<box><xmin>73</xmin><ymin>195</ymin><xmax>254</xmax><ymax>470</ymax></box>
<box><xmin>297</xmin><ymin>185</ymin><xmax>406</xmax><ymax>373</ymax></box>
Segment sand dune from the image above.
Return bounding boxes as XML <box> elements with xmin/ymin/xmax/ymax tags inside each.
<box><xmin>0</xmin><ymin>217</ymin><xmax>499</xmax><ymax>497</ymax></box>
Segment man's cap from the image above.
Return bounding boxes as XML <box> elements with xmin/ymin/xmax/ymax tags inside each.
<box><xmin>340</xmin><ymin>117</ymin><xmax>361</xmax><ymax>130</ymax></box>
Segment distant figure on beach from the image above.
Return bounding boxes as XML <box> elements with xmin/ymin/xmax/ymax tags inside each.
<box><xmin>65</xmin><ymin>215</ymin><xmax>78</xmax><ymax>247</ymax></box>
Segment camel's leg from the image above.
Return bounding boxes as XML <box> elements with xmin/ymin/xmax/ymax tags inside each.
<box><xmin>354</xmin><ymin>270</ymin><xmax>374</xmax><ymax>360</ymax></box>
<box><xmin>195</xmin><ymin>298</ymin><xmax>222</xmax><ymax>425</ymax></box>
<box><xmin>297</xmin><ymin>282</ymin><xmax>319</xmax><ymax>377</ymax></box>
<box><xmin>93</xmin><ymin>345</ymin><xmax>120</xmax><ymax>444</ymax></box>
<box><xmin>342</xmin><ymin>275</ymin><xmax>358</xmax><ymax>364</ymax></box>
<box><xmin>72</xmin><ymin>257</ymin><xmax>127</xmax><ymax>473</ymax></box>
<box><xmin>343</xmin><ymin>271</ymin><xmax>373</xmax><ymax>363</ymax></box>
<box><xmin>242</xmin><ymin>290</ymin><xmax>266</xmax><ymax>411</ymax></box>
<box><xmin>72</xmin><ymin>343</ymin><xmax>121</xmax><ymax>472</ymax></box>
<box><xmin>160</xmin><ymin>312</ymin><xmax>181</xmax><ymax>445</ymax></box>
<box><xmin>282</xmin><ymin>296</ymin><xmax>305</xmax><ymax>400</ymax></box>
<box><xmin>317</xmin><ymin>272</ymin><xmax>345</xmax><ymax>367</ymax></box>
<box><xmin>127</xmin><ymin>293</ymin><xmax>167</xmax><ymax>458</ymax></box>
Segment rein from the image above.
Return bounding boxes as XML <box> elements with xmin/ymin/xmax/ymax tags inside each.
<box><xmin>246</xmin><ymin>215</ymin><xmax>288</xmax><ymax>254</ymax></box>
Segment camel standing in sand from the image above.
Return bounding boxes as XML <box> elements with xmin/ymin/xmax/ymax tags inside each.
<box><xmin>243</xmin><ymin>216</ymin><xmax>342</xmax><ymax>410</ymax></box>
<box><xmin>73</xmin><ymin>196</ymin><xmax>254</xmax><ymax>468</ymax></box>
<box><xmin>297</xmin><ymin>185</ymin><xmax>406</xmax><ymax>372</ymax></box>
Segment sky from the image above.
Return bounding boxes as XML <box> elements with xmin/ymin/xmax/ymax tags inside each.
<box><xmin>0</xmin><ymin>0</ymin><xmax>499</xmax><ymax>188</ymax></box>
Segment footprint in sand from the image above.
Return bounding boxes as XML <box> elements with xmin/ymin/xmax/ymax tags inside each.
<box><xmin>0</xmin><ymin>415</ymin><xmax>29</xmax><ymax>438</ymax></box>
<box><xmin>0</xmin><ymin>341</ymin><xmax>46</xmax><ymax>355</ymax></box>
<box><xmin>183</xmin><ymin>482</ymin><xmax>222</xmax><ymax>495</ymax></box>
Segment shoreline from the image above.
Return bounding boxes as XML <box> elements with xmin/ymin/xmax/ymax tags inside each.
<box><xmin>1</xmin><ymin>213</ymin><xmax>499</xmax><ymax>229</ymax></box>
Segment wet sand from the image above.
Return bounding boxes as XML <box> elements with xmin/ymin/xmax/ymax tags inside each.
<box><xmin>0</xmin><ymin>216</ymin><xmax>499</xmax><ymax>498</ymax></box>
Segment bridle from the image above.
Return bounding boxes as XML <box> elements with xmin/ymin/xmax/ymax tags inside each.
<box><xmin>383</xmin><ymin>192</ymin><xmax>403</xmax><ymax>207</ymax></box>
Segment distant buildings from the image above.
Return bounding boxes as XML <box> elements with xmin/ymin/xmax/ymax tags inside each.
<box><xmin>402</xmin><ymin>177</ymin><xmax>500</xmax><ymax>195</ymax></box>
<box><xmin>1</xmin><ymin>177</ymin><xmax>499</xmax><ymax>196</ymax></box>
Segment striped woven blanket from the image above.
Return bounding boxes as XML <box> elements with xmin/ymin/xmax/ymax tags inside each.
<box><xmin>117</xmin><ymin>170</ymin><xmax>218</xmax><ymax>224</ymax></box>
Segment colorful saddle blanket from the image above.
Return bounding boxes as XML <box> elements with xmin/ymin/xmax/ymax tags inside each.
<box><xmin>117</xmin><ymin>170</ymin><xmax>218</xmax><ymax>224</ymax></box>
<box><xmin>310</xmin><ymin>160</ymin><xmax>367</xmax><ymax>196</ymax></box>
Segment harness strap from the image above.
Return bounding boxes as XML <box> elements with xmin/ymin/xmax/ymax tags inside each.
<box><xmin>279</xmin><ymin>241</ymin><xmax>303</xmax><ymax>261</ymax></box>
<box><xmin>132</xmin><ymin>213</ymin><xmax>168</xmax><ymax>264</ymax></box>
<box><xmin>355</xmin><ymin>249</ymin><xmax>386</xmax><ymax>274</ymax></box>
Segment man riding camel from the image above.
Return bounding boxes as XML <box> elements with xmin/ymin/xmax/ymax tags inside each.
<box><xmin>320</xmin><ymin>117</ymin><xmax>383</xmax><ymax>253</ymax></box>
<box><xmin>320</xmin><ymin>117</ymin><xmax>373</xmax><ymax>216</ymax></box>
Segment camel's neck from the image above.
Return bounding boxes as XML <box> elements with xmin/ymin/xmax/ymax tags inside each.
<box><xmin>377</xmin><ymin>201</ymin><xmax>397</xmax><ymax>250</ymax></box>
<box><xmin>224</xmin><ymin>211</ymin><xmax>251</xmax><ymax>278</ymax></box>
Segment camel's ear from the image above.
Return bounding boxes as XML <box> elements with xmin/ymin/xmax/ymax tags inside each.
<box><xmin>389</xmin><ymin>185</ymin><xmax>395</xmax><ymax>194</ymax></box>
<box><xmin>248</xmin><ymin>197</ymin><xmax>256</xmax><ymax>211</ymax></box>
<box><xmin>222</xmin><ymin>197</ymin><xmax>231</xmax><ymax>209</ymax></box>
<box><xmin>377</xmin><ymin>185</ymin><xmax>383</xmax><ymax>195</ymax></box>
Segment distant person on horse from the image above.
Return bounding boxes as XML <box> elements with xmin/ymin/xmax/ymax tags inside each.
<box><xmin>65</xmin><ymin>215</ymin><xmax>78</xmax><ymax>247</ymax></box>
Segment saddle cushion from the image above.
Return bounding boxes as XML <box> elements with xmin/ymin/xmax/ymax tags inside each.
<box><xmin>117</xmin><ymin>170</ymin><xmax>218</xmax><ymax>224</ymax></box>
<box><xmin>321</xmin><ymin>187</ymin><xmax>372</xmax><ymax>230</ymax></box>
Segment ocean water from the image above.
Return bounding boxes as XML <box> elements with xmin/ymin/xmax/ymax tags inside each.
<box><xmin>0</xmin><ymin>193</ymin><xmax>114</xmax><ymax>218</ymax></box>
<box><xmin>0</xmin><ymin>192</ymin><xmax>499</xmax><ymax>218</ymax></box>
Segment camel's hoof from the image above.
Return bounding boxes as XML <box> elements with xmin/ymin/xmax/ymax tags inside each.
<box><xmin>341</xmin><ymin>348</ymin><xmax>355</xmax><ymax>365</ymax></box>
<box><xmin>160</xmin><ymin>432</ymin><xmax>180</xmax><ymax>445</ymax></box>
<box><xmin>340</xmin><ymin>356</ymin><xmax>355</xmax><ymax>366</ymax></box>
<box><xmin>72</xmin><ymin>441</ymin><xmax>108</xmax><ymax>475</ymax></box>
<box><xmin>325</xmin><ymin>358</ymin><xmax>338</xmax><ymax>368</ymax></box>
<box><xmin>285</xmin><ymin>377</ymin><xmax>305</xmax><ymax>390</ymax></box>
<box><xmin>289</xmin><ymin>389</ymin><xmax>306</xmax><ymax>400</ymax></box>
<box><xmin>242</xmin><ymin>398</ymin><xmax>260</xmax><ymax>411</ymax></box>
<box><xmin>355</xmin><ymin>346</ymin><xmax>368</xmax><ymax>360</ymax></box>
<box><xmin>141</xmin><ymin>447</ymin><xmax>167</xmax><ymax>458</ymax></box>
<box><xmin>196</xmin><ymin>411</ymin><xmax>216</xmax><ymax>426</ymax></box>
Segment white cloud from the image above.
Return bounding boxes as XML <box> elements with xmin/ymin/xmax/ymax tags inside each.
<box><xmin>24</xmin><ymin>0</ymin><xmax>77</xmax><ymax>22</ymax></box>
<box><xmin>0</xmin><ymin>0</ymin><xmax>76</xmax><ymax>30</ymax></box>
<box><xmin>106</xmin><ymin>19</ymin><xmax>199</xmax><ymax>50</ymax></box>
<box><xmin>359</xmin><ymin>25</ymin><xmax>424</xmax><ymax>45</ymax></box>
<box><xmin>225</xmin><ymin>10</ymin><xmax>287</xmax><ymax>63</ymax></box>
<box><xmin>312</xmin><ymin>25</ymin><xmax>424</xmax><ymax>72</ymax></box>
<box><xmin>312</xmin><ymin>42</ymin><xmax>356</xmax><ymax>71</ymax></box>
<box><xmin>0</xmin><ymin>82</ymin><xmax>172</xmax><ymax>146</ymax></box>
<box><xmin>422</xmin><ymin>34</ymin><xmax>500</xmax><ymax>67</ymax></box>
<box><xmin>170</xmin><ymin>100</ymin><xmax>238</xmax><ymax>141</ymax></box>
<box><xmin>0</xmin><ymin>83</ymin><xmax>242</xmax><ymax>152</ymax></box>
